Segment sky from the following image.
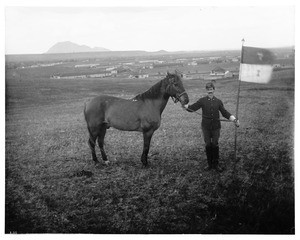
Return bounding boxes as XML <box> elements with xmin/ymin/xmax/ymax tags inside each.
<box><xmin>4</xmin><ymin>4</ymin><xmax>295</xmax><ymax>55</ymax></box>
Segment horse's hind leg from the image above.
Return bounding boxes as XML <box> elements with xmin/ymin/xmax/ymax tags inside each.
<box><xmin>88</xmin><ymin>134</ymin><xmax>99</xmax><ymax>164</ymax></box>
<box><xmin>97</xmin><ymin>124</ymin><xmax>109</xmax><ymax>164</ymax></box>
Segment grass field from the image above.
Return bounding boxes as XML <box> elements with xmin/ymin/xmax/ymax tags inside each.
<box><xmin>5</xmin><ymin>66</ymin><xmax>294</xmax><ymax>233</ymax></box>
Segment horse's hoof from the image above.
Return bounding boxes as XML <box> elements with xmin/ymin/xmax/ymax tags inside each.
<box><xmin>94</xmin><ymin>161</ymin><xmax>100</xmax><ymax>166</ymax></box>
<box><xmin>142</xmin><ymin>162</ymin><xmax>148</xmax><ymax>168</ymax></box>
<box><xmin>141</xmin><ymin>162</ymin><xmax>147</xmax><ymax>167</ymax></box>
<box><xmin>104</xmin><ymin>160</ymin><xmax>110</xmax><ymax>166</ymax></box>
<box><xmin>75</xmin><ymin>170</ymin><xmax>93</xmax><ymax>178</ymax></box>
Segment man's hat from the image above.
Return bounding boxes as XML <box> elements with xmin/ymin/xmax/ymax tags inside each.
<box><xmin>205</xmin><ymin>82</ymin><xmax>215</xmax><ymax>90</ymax></box>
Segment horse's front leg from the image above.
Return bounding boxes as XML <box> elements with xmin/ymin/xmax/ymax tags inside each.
<box><xmin>141</xmin><ymin>129</ymin><xmax>154</xmax><ymax>166</ymax></box>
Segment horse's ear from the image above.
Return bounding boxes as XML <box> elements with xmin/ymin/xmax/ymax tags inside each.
<box><xmin>175</xmin><ymin>69</ymin><xmax>183</xmax><ymax>78</ymax></box>
<box><xmin>167</xmin><ymin>71</ymin><xmax>170</xmax><ymax>76</ymax></box>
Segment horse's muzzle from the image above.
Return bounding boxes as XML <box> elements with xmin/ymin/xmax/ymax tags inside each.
<box><xmin>178</xmin><ymin>91</ymin><xmax>189</xmax><ymax>105</ymax></box>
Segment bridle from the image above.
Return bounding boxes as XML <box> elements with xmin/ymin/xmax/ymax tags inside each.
<box><xmin>171</xmin><ymin>91</ymin><xmax>187</xmax><ymax>104</ymax></box>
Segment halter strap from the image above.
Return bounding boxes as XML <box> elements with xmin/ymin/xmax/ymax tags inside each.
<box><xmin>177</xmin><ymin>91</ymin><xmax>187</xmax><ymax>98</ymax></box>
<box><xmin>171</xmin><ymin>91</ymin><xmax>187</xmax><ymax>103</ymax></box>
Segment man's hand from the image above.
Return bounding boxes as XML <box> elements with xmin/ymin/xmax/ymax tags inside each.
<box><xmin>229</xmin><ymin>115</ymin><xmax>240</xmax><ymax>127</ymax></box>
<box><xmin>182</xmin><ymin>104</ymin><xmax>189</xmax><ymax>110</ymax></box>
<box><xmin>234</xmin><ymin>119</ymin><xmax>240</xmax><ymax>127</ymax></box>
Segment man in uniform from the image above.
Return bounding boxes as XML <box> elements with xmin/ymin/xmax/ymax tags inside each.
<box><xmin>183</xmin><ymin>82</ymin><xmax>240</xmax><ymax>172</ymax></box>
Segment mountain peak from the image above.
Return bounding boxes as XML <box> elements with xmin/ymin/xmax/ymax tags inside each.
<box><xmin>46</xmin><ymin>41</ymin><xmax>110</xmax><ymax>54</ymax></box>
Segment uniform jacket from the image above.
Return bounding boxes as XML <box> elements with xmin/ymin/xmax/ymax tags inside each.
<box><xmin>187</xmin><ymin>96</ymin><xmax>231</xmax><ymax>130</ymax></box>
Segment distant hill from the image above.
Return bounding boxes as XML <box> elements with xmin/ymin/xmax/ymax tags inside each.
<box><xmin>46</xmin><ymin>41</ymin><xmax>110</xmax><ymax>54</ymax></box>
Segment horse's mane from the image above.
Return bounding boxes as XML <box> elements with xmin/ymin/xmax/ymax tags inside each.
<box><xmin>133</xmin><ymin>77</ymin><xmax>167</xmax><ymax>101</ymax></box>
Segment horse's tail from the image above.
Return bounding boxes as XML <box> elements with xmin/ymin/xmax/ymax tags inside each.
<box><xmin>84</xmin><ymin>102</ymin><xmax>96</xmax><ymax>145</ymax></box>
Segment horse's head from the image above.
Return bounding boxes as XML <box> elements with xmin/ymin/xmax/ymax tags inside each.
<box><xmin>165</xmin><ymin>71</ymin><xmax>189</xmax><ymax>105</ymax></box>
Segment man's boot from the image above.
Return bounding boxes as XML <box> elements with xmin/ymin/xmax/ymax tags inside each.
<box><xmin>204</xmin><ymin>146</ymin><xmax>213</xmax><ymax>171</ymax></box>
<box><xmin>212</xmin><ymin>145</ymin><xmax>223</xmax><ymax>172</ymax></box>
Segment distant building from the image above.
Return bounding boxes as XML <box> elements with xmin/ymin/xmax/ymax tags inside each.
<box><xmin>51</xmin><ymin>71</ymin><xmax>113</xmax><ymax>79</ymax></box>
<box><xmin>181</xmin><ymin>73</ymin><xmax>187</xmax><ymax>79</ymax></box>
<box><xmin>176</xmin><ymin>58</ymin><xmax>188</xmax><ymax>63</ymax></box>
<box><xmin>208</xmin><ymin>66</ymin><xmax>233</xmax><ymax>79</ymax></box>
<box><xmin>196</xmin><ymin>59</ymin><xmax>209</xmax><ymax>64</ymax></box>
<box><xmin>188</xmin><ymin>61</ymin><xmax>198</xmax><ymax>66</ymax></box>
<box><xmin>129</xmin><ymin>73</ymin><xmax>149</xmax><ymax>79</ymax></box>
<box><xmin>106</xmin><ymin>67</ymin><xmax>116</xmax><ymax>71</ymax></box>
<box><xmin>224</xmin><ymin>71</ymin><xmax>233</xmax><ymax>78</ymax></box>
<box><xmin>51</xmin><ymin>75</ymin><xmax>61</xmax><ymax>79</ymax></box>
<box><xmin>210</xmin><ymin>66</ymin><xmax>226</xmax><ymax>76</ymax></box>
<box><xmin>59</xmin><ymin>75</ymin><xmax>87</xmax><ymax>79</ymax></box>
<box><xmin>153</xmin><ymin>62</ymin><xmax>183</xmax><ymax>68</ymax></box>
<box><xmin>209</xmin><ymin>57</ymin><xmax>221</xmax><ymax>60</ymax></box>
<box><xmin>75</xmin><ymin>64</ymin><xmax>99</xmax><ymax>68</ymax></box>
<box><xmin>89</xmin><ymin>71</ymin><xmax>112</xmax><ymax>78</ymax></box>
<box><xmin>139</xmin><ymin>60</ymin><xmax>163</xmax><ymax>64</ymax></box>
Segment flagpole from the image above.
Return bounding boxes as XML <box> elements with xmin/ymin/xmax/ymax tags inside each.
<box><xmin>234</xmin><ymin>39</ymin><xmax>245</xmax><ymax>164</ymax></box>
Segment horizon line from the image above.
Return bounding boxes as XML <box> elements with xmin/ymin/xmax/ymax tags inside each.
<box><xmin>5</xmin><ymin>45</ymin><xmax>294</xmax><ymax>56</ymax></box>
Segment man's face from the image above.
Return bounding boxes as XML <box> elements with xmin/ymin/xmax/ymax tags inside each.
<box><xmin>206</xmin><ymin>87</ymin><xmax>215</xmax><ymax>97</ymax></box>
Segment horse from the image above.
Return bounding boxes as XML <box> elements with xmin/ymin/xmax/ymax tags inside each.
<box><xmin>84</xmin><ymin>71</ymin><xmax>189</xmax><ymax>166</ymax></box>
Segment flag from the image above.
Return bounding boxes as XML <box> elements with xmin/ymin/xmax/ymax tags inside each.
<box><xmin>240</xmin><ymin>46</ymin><xmax>275</xmax><ymax>83</ymax></box>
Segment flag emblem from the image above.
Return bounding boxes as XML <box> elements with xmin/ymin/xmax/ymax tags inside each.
<box><xmin>240</xmin><ymin>46</ymin><xmax>275</xmax><ymax>83</ymax></box>
<box><xmin>257</xmin><ymin>53</ymin><xmax>263</xmax><ymax>61</ymax></box>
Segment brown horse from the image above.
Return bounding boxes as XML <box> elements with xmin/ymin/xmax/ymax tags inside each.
<box><xmin>84</xmin><ymin>72</ymin><xmax>189</xmax><ymax>166</ymax></box>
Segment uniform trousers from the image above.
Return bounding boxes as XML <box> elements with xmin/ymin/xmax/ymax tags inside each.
<box><xmin>201</xmin><ymin>127</ymin><xmax>220</xmax><ymax>147</ymax></box>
